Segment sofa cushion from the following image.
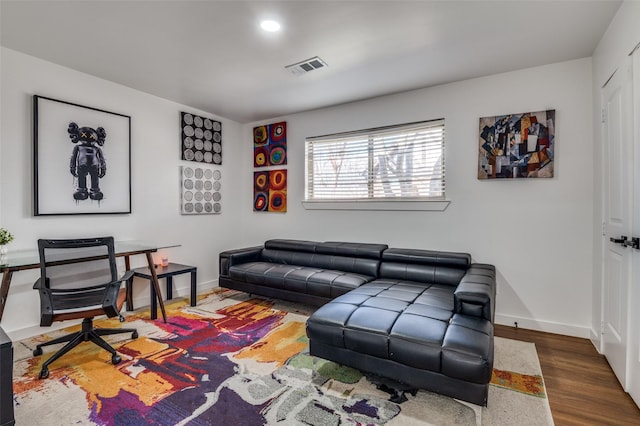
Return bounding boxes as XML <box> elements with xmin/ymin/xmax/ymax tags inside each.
<box><xmin>261</xmin><ymin>239</ymin><xmax>387</xmax><ymax>277</ymax></box>
<box><xmin>380</xmin><ymin>248</ymin><xmax>471</xmax><ymax>287</ymax></box>
<box><xmin>441</xmin><ymin>314</ymin><xmax>494</xmax><ymax>384</ymax></box>
<box><xmin>228</xmin><ymin>262</ymin><xmax>373</xmax><ymax>298</ymax></box>
<box><xmin>264</xmin><ymin>239</ymin><xmax>318</xmax><ymax>253</ymax></box>
<box><xmin>317</xmin><ymin>241</ymin><xmax>388</xmax><ymax>259</ymax></box>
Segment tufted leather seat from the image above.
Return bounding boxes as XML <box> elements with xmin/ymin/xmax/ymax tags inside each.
<box><xmin>229</xmin><ymin>262</ymin><xmax>373</xmax><ymax>298</ymax></box>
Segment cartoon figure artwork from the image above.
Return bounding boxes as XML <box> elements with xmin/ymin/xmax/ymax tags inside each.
<box><xmin>68</xmin><ymin>122</ymin><xmax>107</xmax><ymax>201</ymax></box>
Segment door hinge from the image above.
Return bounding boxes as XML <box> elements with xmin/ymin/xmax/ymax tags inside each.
<box><xmin>601</xmin><ymin>108</ymin><xmax>607</xmax><ymax>123</ymax></box>
<box><xmin>601</xmin><ymin>320</ymin><xmax>605</xmax><ymax>335</ymax></box>
<box><xmin>602</xmin><ymin>221</ymin><xmax>606</xmax><ymax>236</ymax></box>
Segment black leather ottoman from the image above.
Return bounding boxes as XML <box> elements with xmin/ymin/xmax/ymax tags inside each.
<box><xmin>306</xmin><ymin>280</ymin><xmax>494</xmax><ymax>405</ymax></box>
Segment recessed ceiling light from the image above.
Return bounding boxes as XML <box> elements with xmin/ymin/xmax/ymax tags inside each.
<box><xmin>260</xmin><ymin>20</ymin><xmax>281</xmax><ymax>32</ymax></box>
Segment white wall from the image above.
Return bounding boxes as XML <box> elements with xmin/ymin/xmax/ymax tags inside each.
<box><xmin>1</xmin><ymin>48</ymin><xmax>597</xmax><ymax>340</ymax></box>
<box><xmin>240</xmin><ymin>58</ymin><xmax>595</xmax><ymax>337</ymax></box>
<box><xmin>591</xmin><ymin>1</ymin><xmax>640</xmax><ymax>349</ymax></box>
<box><xmin>0</xmin><ymin>47</ymin><xmax>243</xmax><ymax>339</ymax></box>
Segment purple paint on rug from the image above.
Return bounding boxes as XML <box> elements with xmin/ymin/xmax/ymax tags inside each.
<box><xmin>343</xmin><ymin>399</ymin><xmax>380</xmax><ymax>419</ymax></box>
<box><xmin>192</xmin><ymin>386</ymin><xmax>268</xmax><ymax>425</ymax></box>
<box><xmin>91</xmin><ymin>389</ymin><xmax>153</xmax><ymax>426</ymax></box>
<box><xmin>91</xmin><ymin>304</ymin><xmax>286</xmax><ymax>424</ymax></box>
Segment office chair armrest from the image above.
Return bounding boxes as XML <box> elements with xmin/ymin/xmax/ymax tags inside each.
<box><xmin>119</xmin><ymin>270</ymin><xmax>135</xmax><ymax>283</ymax></box>
<box><xmin>33</xmin><ymin>277</ymin><xmax>47</xmax><ymax>290</ymax></box>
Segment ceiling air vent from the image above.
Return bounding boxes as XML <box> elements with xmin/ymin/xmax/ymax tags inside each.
<box><xmin>285</xmin><ymin>56</ymin><xmax>328</xmax><ymax>75</ymax></box>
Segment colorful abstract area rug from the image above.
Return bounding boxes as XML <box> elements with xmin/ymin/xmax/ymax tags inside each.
<box><xmin>12</xmin><ymin>290</ymin><xmax>554</xmax><ymax>425</ymax></box>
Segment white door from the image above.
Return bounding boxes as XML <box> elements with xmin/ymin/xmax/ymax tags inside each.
<box><xmin>628</xmin><ymin>47</ymin><xmax>640</xmax><ymax>407</ymax></box>
<box><xmin>602</xmin><ymin>56</ymin><xmax>633</xmax><ymax>390</ymax></box>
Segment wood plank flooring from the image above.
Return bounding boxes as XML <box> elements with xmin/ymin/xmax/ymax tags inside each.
<box><xmin>495</xmin><ymin>325</ymin><xmax>640</xmax><ymax>425</ymax></box>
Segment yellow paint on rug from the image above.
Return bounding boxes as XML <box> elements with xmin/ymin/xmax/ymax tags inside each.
<box><xmin>23</xmin><ymin>337</ymin><xmax>179</xmax><ymax>412</ymax></box>
<box><xmin>235</xmin><ymin>321</ymin><xmax>307</xmax><ymax>366</ymax></box>
<box><xmin>491</xmin><ymin>368</ymin><xmax>546</xmax><ymax>398</ymax></box>
<box><xmin>221</xmin><ymin>299</ymin><xmax>277</xmax><ymax>321</ymax></box>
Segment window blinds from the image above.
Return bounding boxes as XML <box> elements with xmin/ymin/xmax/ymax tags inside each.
<box><xmin>305</xmin><ymin>119</ymin><xmax>445</xmax><ymax>200</ymax></box>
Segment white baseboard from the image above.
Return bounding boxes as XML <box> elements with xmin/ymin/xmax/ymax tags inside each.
<box><xmin>590</xmin><ymin>328</ymin><xmax>603</xmax><ymax>354</ymax></box>
<box><xmin>495</xmin><ymin>313</ymin><xmax>591</xmax><ymax>339</ymax></box>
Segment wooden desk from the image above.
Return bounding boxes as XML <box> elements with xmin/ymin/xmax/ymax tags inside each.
<box><xmin>0</xmin><ymin>241</ymin><xmax>177</xmax><ymax>323</ymax></box>
<box><xmin>126</xmin><ymin>263</ymin><xmax>197</xmax><ymax>319</ymax></box>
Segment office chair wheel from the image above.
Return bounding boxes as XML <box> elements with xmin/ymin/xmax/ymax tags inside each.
<box><xmin>112</xmin><ymin>354</ymin><xmax>121</xmax><ymax>365</ymax></box>
<box><xmin>38</xmin><ymin>368</ymin><xmax>49</xmax><ymax>379</ymax></box>
<box><xmin>132</xmin><ymin>331</ymin><xmax>138</xmax><ymax>339</ymax></box>
<box><xmin>33</xmin><ymin>347</ymin><xmax>43</xmax><ymax>356</ymax></box>
<box><xmin>119</xmin><ymin>314</ymin><xmax>125</xmax><ymax>322</ymax></box>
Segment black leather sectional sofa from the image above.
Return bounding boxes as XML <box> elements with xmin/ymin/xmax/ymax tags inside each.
<box><xmin>219</xmin><ymin>239</ymin><xmax>496</xmax><ymax>406</ymax></box>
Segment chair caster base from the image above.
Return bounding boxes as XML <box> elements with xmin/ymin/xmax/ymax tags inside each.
<box><xmin>132</xmin><ymin>331</ymin><xmax>138</xmax><ymax>339</ymax></box>
<box><xmin>38</xmin><ymin>368</ymin><xmax>49</xmax><ymax>379</ymax></box>
<box><xmin>112</xmin><ymin>354</ymin><xmax>121</xmax><ymax>365</ymax></box>
<box><xmin>33</xmin><ymin>347</ymin><xmax>43</xmax><ymax>356</ymax></box>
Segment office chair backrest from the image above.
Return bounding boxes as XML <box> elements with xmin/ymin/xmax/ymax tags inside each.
<box><xmin>37</xmin><ymin>237</ymin><xmax>119</xmax><ymax>318</ymax></box>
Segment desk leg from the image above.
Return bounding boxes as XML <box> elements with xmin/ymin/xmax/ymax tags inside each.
<box><xmin>124</xmin><ymin>256</ymin><xmax>134</xmax><ymax>311</ymax></box>
<box><xmin>150</xmin><ymin>284</ymin><xmax>157</xmax><ymax>320</ymax></box>
<box><xmin>190</xmin><ymin>271</ymin><xmax>197</xmax><ymax>306</ymax></box>
<box><xmin>145</xmin><ymin>252</ymin><xmax>167</xmax><ymax>323</ymax></box>
<box><xmin>0</xmin><ymin>271</ymin><xmax>13</xmax><ymax>322</ymax></box>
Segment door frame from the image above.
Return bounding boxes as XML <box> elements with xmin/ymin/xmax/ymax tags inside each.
<box><xmin>628</xmin><ymin>44</ymin><xmax>640</xmax><ymax>406</ymax></box>
<box><xmin>599</xmin><ymin>54</ymin><xmax>634</xmax><ymax>390</ymax></box>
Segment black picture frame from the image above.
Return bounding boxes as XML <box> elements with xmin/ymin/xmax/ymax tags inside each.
<box><xmin>33</xmin><ymin>95</ymin><xmax>131</xmax><ymax>215</ymax></box>
<box><xmin>180</xmin><ymin>111</ymin><xmax>222</xmax><ymax>164</ymax></box>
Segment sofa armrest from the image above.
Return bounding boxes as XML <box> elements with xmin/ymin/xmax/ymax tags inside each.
<box><xmin>219</xmin><ymin>246</ymin><xmax>264</xmax><ymax>277</ymax></box>
<box><xmin>454</xmin><ymin>264</ymin><xmax>496</xmax><ymax>322</ymax></box>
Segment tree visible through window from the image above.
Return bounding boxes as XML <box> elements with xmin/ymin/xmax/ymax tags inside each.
<box><xmin>305</xmin><ymin>119</ymin><xmax>445</xmax><ymax>201</ymax></box>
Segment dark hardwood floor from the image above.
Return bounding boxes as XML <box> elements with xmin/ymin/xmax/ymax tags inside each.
<box><xmin>495</xmin><ymin>325</ymin><xmax>640</xmax><ymax>425</ymax></box>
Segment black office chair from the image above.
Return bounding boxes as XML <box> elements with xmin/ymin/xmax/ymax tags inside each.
<box><xmin>32</xmin><ymin>237</ymin><xmax>138</xmax><ymax>379</ymax></box>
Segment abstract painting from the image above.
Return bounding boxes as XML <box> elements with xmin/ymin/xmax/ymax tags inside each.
<box><xmin>33</xmin><ymin>95</ymin><xmax>131</xmax><ymax>215</ymax></box>
<box><xmin>253</xmin><ymin>121</ymin><xmax>287</xmax><ymax>167</ymax></box>
<box><xmin>478</xmin><ymin>110</ymin><xmax>555</xmax><ymax>179</ymax></box>
<box><xmin>181</xmin><ymin>112</ymin><xmax>222</xmax><ymax>164</ymax></box>
<box><xmin>181</xmin><ymin>166</ymin><xmax>221</xmax><ymax>214</ymax></box>
<box><xmin>254</xmin><ymin>169</ymin><xmax>287</xmax><ymax>212</ymax></box>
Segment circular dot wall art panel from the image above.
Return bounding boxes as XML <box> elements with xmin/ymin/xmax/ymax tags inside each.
<box><xmin>181</xmin><ymin>112</ymin><xmax>222</xmax><ymax>164</ymax></box>
<box><xmin>181</xmin><ymin>166</ymin><xmax>222</xmax><ymax>215</ymax></box>
<box><xmin>253</xmin><ymin>121</ymin><xmax>286</xmax><ymax>167</ymax></box>
<box><xmin>253</xmin><ymin>169</ymin><xmax>286</xmax><ymax>213</ymax></box>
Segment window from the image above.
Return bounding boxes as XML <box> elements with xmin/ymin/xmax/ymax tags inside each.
<box><xmin>305</xmin><ymin>119</ymin><xmax>445</xmax><ymax>207</ymax></box>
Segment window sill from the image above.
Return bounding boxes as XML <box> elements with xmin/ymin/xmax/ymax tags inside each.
<box><xmin>301</xmin><ymin>199</ymin><xmax>450</xmax><ymax>211</ymax></box>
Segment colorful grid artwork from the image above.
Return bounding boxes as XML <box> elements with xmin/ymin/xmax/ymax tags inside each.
<box><xmin>478</xmin><ymin>109</ymin><xmax>555</xmax><ymax>179</ymax></box>
<box><xmin>181</xmin><ymin>166</ymin><xmax>222</xmax><ymax>214</ymax></box>
<box><xmin>253</xmin><ymin>121</ymin><xmax>287</xmax><ymax>167</ymax></box>
<box><xmin>254</xmin><ymin>169</ymin><xmax>287</xmax><ymax>212</ymax></box>
<box><xmin>181</xmin><ymin>112</ymin><xmax>222</xmax><ymax>164</ymax></box>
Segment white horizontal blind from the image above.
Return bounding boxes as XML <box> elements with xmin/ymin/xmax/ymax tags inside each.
<box><xmin>305</xmin><ymin>119</ymin><xmax>445</xmax><ymax>200</ymax></box>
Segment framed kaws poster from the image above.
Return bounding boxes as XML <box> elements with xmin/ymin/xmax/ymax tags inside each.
<box><xmin>33</xmin><ymin>95</ymin><xmax>131</xmax><ymax>215</ymax></box>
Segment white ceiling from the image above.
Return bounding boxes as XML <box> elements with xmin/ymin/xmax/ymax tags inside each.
<box><xmin>0</xmin><ymin>0</ymin><xmax>621</xmax><ymax>123</ymax></box>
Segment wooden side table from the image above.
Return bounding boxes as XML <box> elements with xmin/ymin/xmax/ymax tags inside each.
<box><xmin>126</xmin><ymin>263</ymin><xmax>197</xmax><ymax>320</ymax></box>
